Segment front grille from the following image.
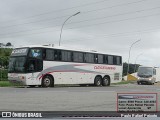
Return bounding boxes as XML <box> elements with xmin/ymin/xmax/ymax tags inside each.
<box><xmin>138</xmin><ymin>75</ymin><xmax>152</xmax><ymax>78</ymax></box>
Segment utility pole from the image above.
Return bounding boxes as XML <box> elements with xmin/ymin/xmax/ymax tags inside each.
<box><xmin>59</xmin><ymin>12</ymin><xmax>80</xmax><ymax>46</ymax></box>
<box><xmin>127</xmin><ymin>39</ymin><xmax>141</xmax><ymax>80</ymax></box>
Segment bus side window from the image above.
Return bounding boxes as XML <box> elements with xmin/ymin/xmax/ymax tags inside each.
<box><xmin>71</xmin><ymin>52</ymin><xmax>73</xmax><ymax>62</ymax></box>
<box><xmin>108</xmin><ymin>55</ymin><xmax>113</xmax><ymax>65</ymax></box>
<box><xmin>61</xmin><ymin>51</ymin><xmax>72</xmax><ymax>62</ymax></box>
<box><xmin>95</xmin><ymin>54</ymin><xmax>98</xmax><ymax>63</ymax></box>
<box><xmin>113</xmin><ymin>56</ymin><xmax>116</xmax><ymax>65</ymax></box>
<box><xmin>116</xmin><ymin>56</ymin><xmax>121</xmax><ymax>65</ymax></box>
<box><xmin>54</xmin><ymin>50</ymin><xmax>59</xmax><ymax>61</ymax></box>
<box><xmin>73</xmin><ymin>52</ymin><xmax>83</xmax><ymax>62</ymax></box>
<box><xmin>85</xmin><ymin>53</ymin><xmax>94</xmax><ymax>63</ymax></box>
<box><xmin>43</xmin><ymin>49</ymin><xmax>46</xmax><ymax>59</ymax></box>
<box><xmin>58</xmin><ymin>50</ymin><xmax>62</xmax><ymax>61</ymax></box>
<box><xmin>104</xmin><ymin>55</ymin><xmax>108</xmax><ymax>64</ymax></box>
<box><xmin>120</xmin><ymin>56</ymin><xmax>122</xmax><ymax>65</ymax></box>
<box><xmin>45</xmin><ymin>49</ymin><xmax>54</xmax><ymax>60</ymax></box>
<box><xmin>98</xmin><ymin>54</ymin><xmax>103</xmax><ymax>64</ymax></box>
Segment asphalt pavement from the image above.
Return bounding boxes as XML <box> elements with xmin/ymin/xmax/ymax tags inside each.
<box><xmin>0</xmin><ymin>83</ymin><xmax>159</xmax><ymax>111</ymax></box>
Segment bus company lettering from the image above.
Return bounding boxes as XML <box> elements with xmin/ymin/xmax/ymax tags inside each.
<box><xmin>94</xmin><ymin>66</ymin><xmax>116</xmax><ymax>70</ymax></box>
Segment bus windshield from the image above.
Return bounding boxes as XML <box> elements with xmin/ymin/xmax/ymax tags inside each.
<box><xmin>137</xmin><ymin>67</ymin><xmax>153</xmax><ymax>77</ymax></box>
<box><xmin>8</xmin><ymin>48</ymin><xmax>43</xmax><ymax>73</ymax></box>
<box><xmin>8</xmin><ymin>57</ymin><xmax>26</xmax><ymax>73</ymax></box>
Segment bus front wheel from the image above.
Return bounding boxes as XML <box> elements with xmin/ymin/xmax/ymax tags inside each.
<box><xmin>42</xmin><ymin>75</ymin><xmax>54</xmax><ymax>87</ymax></box>
<box><xmin>94</xmin><ymin>76</ymin><xmax>102</xmax><ymax>86</ymax></box>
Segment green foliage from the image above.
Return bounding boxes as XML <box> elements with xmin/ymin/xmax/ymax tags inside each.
<box><xmin>0</xmin><ymin>48</ymin><xmax>12</xmax><ymax>80</ymax></box>
<box><xmin>0</xmin><ymin>81</ymin><xmax>13</xmax><ymax>87</ymax></box>
<box><xmin>0</xmin><ymin>69</ymin><xmax>8</xmax><ymax>80</ymax></box>
<box><xmin>0</xmin><ymin>48</ymin><xmax>12</xmax><ymax>68</ymax></box>
<box><xmin>0</xmin><ymin>48</ymin><xmax>12</xmax><ymax>56</ymax></box>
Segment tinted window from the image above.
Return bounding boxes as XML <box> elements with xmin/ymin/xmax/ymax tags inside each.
<box><xmin>108</xmin><ymin>55</ymin><xmax>113</xmax><ymax>64</ymax></box>
<box><xmin>116</xmin><ymin>56</ymin><xmax>121</xmax><ymax>65</ymax></box>
<box><xmin>73</xmin><ymin>52</ymin><xmax>83</xmax><ymax>62</ymax></box>
<box><xmin>8</xmin><ymin>57</ymin><xmax>26</xmax><ymax>73</ymax></box>
<box><xmin>54</xmin><ymin>50</ymin><xmax>59</xmax><ymax>61</ymax></box>
<box><xmin>46</xmin><ymin>49</ymin><xmax>55</xmax><ymax>60</ymax></box>
<box><xmin>85</xmin><ymin>53</ymin><xmax>94</xmax><ymax>63</ymax></box>
<box><xmin>29</xmin><ymin>48</ymin><xmax>42</xmax><ymax>59</ymax></box>
<box><xmin>104</xmin><ymin>55</ymin><xmax>108</xmax><ymax>64</ymax></box>
<box><xmin>27</xmin><ymin>59</ymin><xmax>43</xmax><ymax>72</ymax></box>
<box><xmin>61</xmin><ymin>51</ymin><xmax>72</xmax><ymax>62</ymax></box>
<box><xmin>98</xmin><ymin>54</ymin><xmax>103</xmax><ymax>64</ymax></box>
<box><xmin>138</xmin><ymin>67</ymin><xmax>153</xmax><ymax>76</ymax></box>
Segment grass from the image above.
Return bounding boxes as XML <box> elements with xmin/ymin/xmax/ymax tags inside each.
<box><xmin>0</xmin><ymin>81</ymin><xmax>13</xmax><ymax>87</ymax></box>
<box><xmin>0</xmin><ymin>81</ymin><xmax>22</xmax><ymax>87</ymax></box>
<box><xmin>112</xmin><ymin>80</ymin><xmax>136</xmax><ymax>85</ymax></box>
<box><xmin>0</xmin><ymin>79</ymin><xmax>137</xmax><ymax>87</ymax></box>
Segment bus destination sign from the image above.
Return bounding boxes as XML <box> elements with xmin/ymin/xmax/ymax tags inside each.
<box><xmin>11</xmin><ymin>48</ymin><xmax>28</xmax><ymax>56</ymax></box>
<box><xmin>117</xmin><ymin>93</ymin><xmax>157</xmax><ymax>112</ymax></box>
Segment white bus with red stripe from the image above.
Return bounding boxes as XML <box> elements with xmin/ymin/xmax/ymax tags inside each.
<box><xmin>8</xmin><ymin>45</ymin><xmax>122</xmax><ymax>87</ymax></box>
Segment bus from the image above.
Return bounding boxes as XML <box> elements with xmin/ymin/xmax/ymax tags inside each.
<box><xmin>8</xmin><ymin>45</ymin><xmax>122</xmax><ymax>87</ymax></box>
<box><xmin>137</xmin><ymin>66</ymin><xmax>160</xmax><ymax>85</ymax></box>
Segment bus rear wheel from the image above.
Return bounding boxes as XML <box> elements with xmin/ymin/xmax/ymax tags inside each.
<box><xmin>42</xmin><ymin>75</ymin><xmax>54</xmax><ymax>87</ymax></box>
<box><xmin>102</xmin><ymin>76</ymin><xmax>110</xmax><ymax>86</ymax></box>
<box><xmin>94</xmin><ymin>76</ymin><xmax>102</xmax><ymax>86</ymax></box>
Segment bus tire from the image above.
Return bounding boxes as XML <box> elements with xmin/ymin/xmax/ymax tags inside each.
<box><xmin>102</xmin><ymin>76</ymin><xmax>110</xmax><ymax>86</ymax></box>
<box><xmin>137</xmin><ymin>81</ymin><xmax>140</xmax><ymax>85</ymax></box>
<box><xmin>94</xmin><ymin>76</ymin><xmax>102</xmax><ymax>86</ymax></box>
<box><xmin>42</xmin><ymin>75</ymin><xmax>54</xmax><ymax>87</ymax></box>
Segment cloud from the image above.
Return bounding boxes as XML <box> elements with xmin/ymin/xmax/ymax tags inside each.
<box><xmin>0</xmin><ymin>0</ymin><xmax>160</xmax><ymax>66</ymax></box>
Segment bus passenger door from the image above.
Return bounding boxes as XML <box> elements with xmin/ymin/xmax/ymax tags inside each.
<box><xmin>27</xmin><ymin>59</ymin><xmax>43</xmax><ymax>84</ymax></box>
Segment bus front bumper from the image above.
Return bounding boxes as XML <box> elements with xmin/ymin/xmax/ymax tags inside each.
<box><xmin>137</xmin><ymin>79</ymin><xmax>154</xmax><ymax>85</ymax></box>
<box><xmin>8</xmin><ymin>77</ymin><xmax>26</xmax><ymax>85</ymax></box>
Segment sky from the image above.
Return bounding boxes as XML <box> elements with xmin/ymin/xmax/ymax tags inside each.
<box><xmin>0</xmin><ymin>0</ymin><xmax>160</xmax><ymax>66</ymax></box>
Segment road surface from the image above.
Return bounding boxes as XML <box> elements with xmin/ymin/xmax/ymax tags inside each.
<box><xmin>0</xmin><ymin>83</ymin><xmax>160</xmax><ymax>111</ymax></box>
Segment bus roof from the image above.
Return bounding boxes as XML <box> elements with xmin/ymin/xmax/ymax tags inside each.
<box><xmin>139</xmin><ymin>66</ymin><xmax>159</xmax><ymax>68</ymax></box>
<box><xmin>15</xmin><ymin>45</ymin><xmax>122</xmax><ymax>57</ymax></box>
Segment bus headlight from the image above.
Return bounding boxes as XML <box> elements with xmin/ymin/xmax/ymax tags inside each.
<box><xmin>149</xmin><ymin>78</ymin><xmax>152</xmax><ymax>81</ymax></box>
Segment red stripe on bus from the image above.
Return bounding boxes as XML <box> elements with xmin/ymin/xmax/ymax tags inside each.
<box><xmin>38</xmin><ymin>70</ymin><xmax>96</xmax><ymax>80</ymax></box>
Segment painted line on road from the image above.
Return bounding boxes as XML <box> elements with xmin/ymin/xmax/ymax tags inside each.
<box><xmin>47</xmin><ymin>90</ymin><xmax>116</xmax><ymax>93</ymax></box>
<box><xmin>91</xmin><ymin>91</ymin><xmax>115</xmax><ymax>93</ymax></box>
<box><xmin>47</xmin><ymin>91</ymin><xmax>68</xmax><ymax>93</ymax></box>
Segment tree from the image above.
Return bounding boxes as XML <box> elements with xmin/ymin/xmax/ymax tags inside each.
<box><xmin>6</xmin><ymin>42</ymin><xmax>12</xmax><ymax>47</ymax></box>
<box><xmin>0</xmin><ymin>43</ymin><xmax>5</xmax><ymax>47</ymax></box>
<box><xmin>0</xmin><ymin>48</ymin><xmax>12</xmax><ymax>68</ymax></box>
<box><xmin>4</xmin><ymin>50</ymin><xmax>12</xmax><ymax>56</ymax></box>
